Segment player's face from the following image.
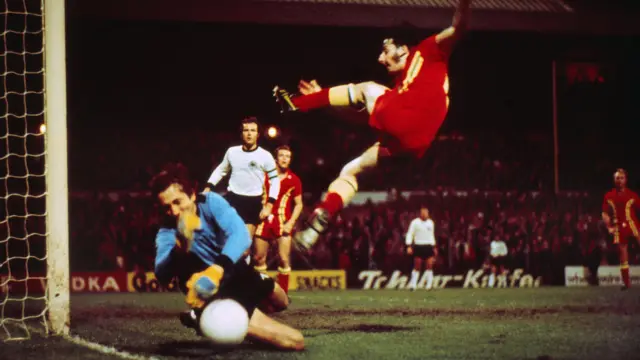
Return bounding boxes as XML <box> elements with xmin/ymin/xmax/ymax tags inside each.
<box><xmin>420</xmin><ymin>208</ymin><xmax>429</xmax><ymax>220</ymax></box>
<box><xmin>242</xmin><ymin>123</ymin><xmax>259</xmax><ymax>147</ymax></box>
<box><xmin>157</xmin><ymin>184</ymin><xmax>197</xmax><ymax>219</ymax></box>
<box><xmin>277</xmin><ymin>150</ymin><xmax>292</xmax><ymax>170</ymax></box>
<box><xmin>378</xmin><ymin>40</ymin><xmax>408</xmax><ymax>75</ymax></box>
<box><xmin>614</xmin><ymin>171</ymin><xmax>627</xmax><ymax>188</ymax></box>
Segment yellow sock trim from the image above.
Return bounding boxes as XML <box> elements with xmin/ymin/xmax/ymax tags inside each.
<box><xmin>329</xmin><ymin>84</ymin><xmax>355</xmax><ymax>106</ymax></box>
<box><xmin>278</xmin><ymin>267</ymin><xmax>291</xmax><ymax>275</ymax></box>
<box><xmin>254</xmin><ymin>264</ymin><xmax>268</xmax><ymax>273</ymax></box>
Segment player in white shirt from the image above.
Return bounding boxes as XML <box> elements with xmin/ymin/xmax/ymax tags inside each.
<box><xmin>204</xmin><ymin>117</ymin><xmax>280</xmax><ymax>238</ymax></box>
<box><xmin>405</xmin><ymin>205</ymin><xmax>437</xmax><ymax>290</ymax></box>
<box><xmin>488</xmin><ymin>237</ymin><xmax>508</xmax><ymax>287</ymax></box>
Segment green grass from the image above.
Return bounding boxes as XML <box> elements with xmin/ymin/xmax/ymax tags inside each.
<box><xmin>3</xmin><ymin>287</ymin><xmax>640</xmax><ymax>360</ymax></box>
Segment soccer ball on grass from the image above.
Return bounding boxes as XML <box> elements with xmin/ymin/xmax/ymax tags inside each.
<box><xmin>199</xmin><ymin>299</ymin><xmax>249</xmax><ymax>345</ymax></box>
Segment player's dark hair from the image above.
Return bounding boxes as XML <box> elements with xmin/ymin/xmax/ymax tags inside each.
<box><xmin>384</xmin><ymin>22</ymin><xmax>422</xmax><ymax>48</ymax></box>
<box><xmin>241</xmin><ymin>116</ymin><xmax>260</xmax><ymax>131</ymax></box>
<box><xmin>149</xmin><ymin>162</ymin><xmax>195</xmax><ymax>197</ymax></box>
<box><xmin>275</xmin><ymin>145</ymin><xmax>292</xmax><ymax>156</ymax></box>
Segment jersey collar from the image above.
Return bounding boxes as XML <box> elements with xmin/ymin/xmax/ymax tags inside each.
<box><xmin>242</xmin><ymin>144</ymin><xmax>259</xmax><ymax>152</ymax></box>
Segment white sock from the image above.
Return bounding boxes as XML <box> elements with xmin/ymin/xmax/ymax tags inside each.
<box><xmin>408</xmin><ymin>270</ymin><xmax>419</xmax><ymax>289</ymax></box>
<box><xmin>488</xmin><ymin>273</ymin><xmax>496</xmax><ymax>288</ymax></box>
<box><xmin>426</xmin><ymin>270</ymin><xmax>434</xmax><ymax>290</ymax></box>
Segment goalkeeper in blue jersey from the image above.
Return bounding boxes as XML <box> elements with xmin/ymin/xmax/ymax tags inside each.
<box><xmin>150</xmin><ymin>163</ymin><xmax>304</xmax><ymax>351</ymax></box>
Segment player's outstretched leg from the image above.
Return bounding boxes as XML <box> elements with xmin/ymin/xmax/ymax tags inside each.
<box><xmin>247</xmin><ymin>308</ymin><xmax>305</xmax><ymax>351</ymax></box>
<box><xmin>274</xmin><ymin>83</ymin><xmax>358</xmax><ymax>112</ymax></box>
<box><xmin>274</xmin><ymin>81</ymin><xmax>388</xmax><ymax>114</ymax></box>
<box><xmin>294</xmin><ymin>143</ymin><xmax>381</xmax><ymax>250</ymax></box>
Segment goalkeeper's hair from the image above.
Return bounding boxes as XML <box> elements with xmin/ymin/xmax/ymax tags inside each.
<box><xmin>150</xmin><ymin>162</ymin><xmax>196</xmax><ymax>197</ymax></box>
<box><xmin>241</xmin><ymin>116</ymin><xmax>260</xmax><ymax>130</ymax></box>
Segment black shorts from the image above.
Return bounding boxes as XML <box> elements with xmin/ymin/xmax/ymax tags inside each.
<box><xmin>491</xmin><ymin>255</ymin><xmax>507</xmax><ymax>268</ymax></box>
<box><xmin>413</xmin><ymin>245</ymin><xmax>435</xmax><ymax>259</ymax></box>
<box><xmin>225</xmin><ymin>192</ymin><xmax>263</xmax><ymax>225</ymax></box>
<box><xmin>176</xmin><ymin>254</ymin><xmax>275</xmax><ymax>317</ymax></box>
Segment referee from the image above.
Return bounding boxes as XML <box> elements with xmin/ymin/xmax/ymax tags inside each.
<box><xmin>205</xmin><ymin>117</ymin><xmax>280</xmax><ymax>238</ymax></box>
<box><xmin>406</xmin><ymin>205</ymin><xmax>437</xmax><ymax>290</ymax></box>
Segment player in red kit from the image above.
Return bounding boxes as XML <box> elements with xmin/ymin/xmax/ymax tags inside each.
<box><xmin>253</xmin><ymin>145</ymin><xmax>304</xmax><ymax>294</ymax></box>
<box><xmin>273</xmin><ymin>0</ymin><xmax>471</xmax><ymax>250</ymax></box>
<box><xmin>602</xmin><ymin>169</ymin><xmax>640</xmax><ymax>290</ymax></box>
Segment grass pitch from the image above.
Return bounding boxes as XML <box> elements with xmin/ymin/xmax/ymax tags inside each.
<box><xmin>3</xmin><ymin>287</ymin><xmax>640</xmax><ymax>360</ymax></box>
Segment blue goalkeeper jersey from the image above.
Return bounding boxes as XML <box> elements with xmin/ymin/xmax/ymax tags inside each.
<box><xmin>154</xmin><ymin>192</ymin><xmax>251</xmax><ymax>286</ymax></box>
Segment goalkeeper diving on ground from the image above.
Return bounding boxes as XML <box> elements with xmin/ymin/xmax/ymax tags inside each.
<box><xmin>150</xmin><ymin>162</ymin><xmax>304</xmax><ymax>351</ymax></box>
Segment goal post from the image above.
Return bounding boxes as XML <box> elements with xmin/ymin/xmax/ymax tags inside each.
<box><xmin>43</xmin><ymin>0</ymin><xmax>70</xmax><ymax>336</ymax></box>
<box><xmin>0</xmin><ymin>0</ymin><xmax>69</xmax><ymax>341</ymax></box>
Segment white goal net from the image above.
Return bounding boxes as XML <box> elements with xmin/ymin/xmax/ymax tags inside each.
<box><xmin>1</xmin><ymin>0</ymin><xmax>69</xmax><ymax>341</ymax></box>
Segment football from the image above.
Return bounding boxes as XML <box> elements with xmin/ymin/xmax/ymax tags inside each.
<box><xmin>199</xmin><ymin>299</ymin><xmax>249</xmax><ymax>345</ymax></box>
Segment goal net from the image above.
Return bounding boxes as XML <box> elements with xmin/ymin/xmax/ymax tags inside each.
<box><xmin>1</xmin><ymin>0</ymin><xmax>69</xmax><ymax>341</ymax></box>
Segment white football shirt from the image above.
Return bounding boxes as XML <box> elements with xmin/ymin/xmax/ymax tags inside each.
<box><xmin>405</xmin><ymin>218</ymin><xmax>436</xmax><ymax>246</ymax></box>
<box><xmin>207</xmin><ymin>145</ymin><xmax>280</xmax><ymax>200</ymax></box>
<box><xmin>490</xmin><ymin>239</ymin><xmax>508</xmax><ymax>258</ymax></box>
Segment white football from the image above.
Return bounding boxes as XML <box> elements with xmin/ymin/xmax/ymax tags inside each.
<box><xmin>199</xmin><ymin>299</ymin><xmax>249</xmax><ymax>345</ymax></box>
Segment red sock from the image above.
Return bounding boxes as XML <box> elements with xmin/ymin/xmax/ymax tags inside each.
<box><xmin>291</xmin><ymin>89</ymin><xmax>330</xmax><ymax>111</ymax></box>
<box><xmin>277</xmin><ymin>268</ymin><xmax>290</xmax><ymax>294</ymax></box>
<box><xmin>319</xmin><ymin>192</ymin><xmax>344</xmax><ymax>217</ymax></box>
<box><xmin>621</xmin><ymin>264</ymin><xmax>630</xmax><ymax>288</ymax></box>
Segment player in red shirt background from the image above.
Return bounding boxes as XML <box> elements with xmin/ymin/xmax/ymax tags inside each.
<box><xmin>602</xmin><ymin>168</ymin><xmax>640</xmax><ymax>290</ymax></box>
<box><xmin>274</xmin><ymin>0</ymin><xmax>471</xmax><ymax>250</ymax></box>
<box><xmin>253</xmin><ymin>145</ymin><xmax>304</xmax><ymax>294</ymax></box>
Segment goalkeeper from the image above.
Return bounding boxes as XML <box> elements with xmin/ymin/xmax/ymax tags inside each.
<box><xmin>150</xmin><ymin>163</ymin><xmax>304</xmax><ymax>351</ymax></box>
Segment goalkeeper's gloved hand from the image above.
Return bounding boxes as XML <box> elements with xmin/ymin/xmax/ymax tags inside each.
<box><xmin>185</xmin><ymin>264</ymin><xmax>225</xmax><ymax>309</ymax></box>
<box><xmin>177</xmin><ymin>211</ymin><xmax>201</xmax><ymax>250</ymax></box>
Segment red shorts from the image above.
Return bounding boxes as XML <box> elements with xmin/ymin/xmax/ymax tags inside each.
<box><xmin>614</xmin><ymin>224</ymin><xmax>640</xmax><ymax>245</ymax></box>
<box><xmin>255</xmin><ymin>214</ymin><xmax>286</xmax><ymax>241</ymax></box>
<box><xmin>369</xmin><ymin>89</ymin><xmax>448</xmax><ymax>159</ymax></box>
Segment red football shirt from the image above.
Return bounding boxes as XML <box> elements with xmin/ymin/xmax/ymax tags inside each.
<box><xmin>370</xmin><ymin>35</ymin><xmax>450</xmax><ymax>153</ymax></box>
<box><xmin>602</xmin><ymin>188</ymin><xmax>640</xmax><ymax>238</ymax></box>
<box><xmin>263</xmin><ymin>169</ymin><xmax>303</xmax><ymax>222</ymax></box>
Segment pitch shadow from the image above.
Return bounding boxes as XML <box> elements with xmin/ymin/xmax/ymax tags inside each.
<box><xmin>306</xmin><ymin>324</ymin><xmax>419</xmax><ymax>338</ymax></box>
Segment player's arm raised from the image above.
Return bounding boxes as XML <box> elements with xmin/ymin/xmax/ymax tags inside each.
<box><xmin>205</xmin><ymin>149</ymin><xmax>232</xmax><ymax>193</ymax></box>
<box><xmin>261</xmin><ymin>155</ymin><xmax>280</xmax><ymax>220</ymax></box>
<box><xmin>154</xmin><ymin>228</ymin><xmax>181</xmax><ymax>287</ymax></box>
<box><xmin>435</xmin><ymin>0</ymin><xmax>471</xmax><ymax>51</ymax></box>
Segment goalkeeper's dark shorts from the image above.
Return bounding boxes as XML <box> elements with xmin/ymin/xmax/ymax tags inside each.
<box><xmin>175</xmin><ymin>253</ymin><xmax>275</xmax><ymax>317</ymax></box>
